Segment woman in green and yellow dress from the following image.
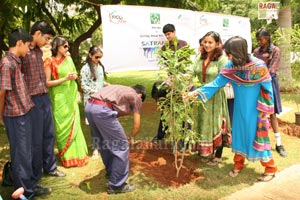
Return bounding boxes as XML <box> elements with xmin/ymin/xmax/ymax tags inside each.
<box><xmin>44</xmin><ymin>36</ymin><xmax>88</xmax><ymax>167</ymax></box>
<box><xmin>192</xmin><ymin>31</ymin><xmax>231</xmax><ymax>164</ymax></box>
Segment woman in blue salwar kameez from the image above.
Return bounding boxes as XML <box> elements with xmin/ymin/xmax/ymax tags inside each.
<box><xmin>187</xmin><ymin>36</ymin><xmax>278</xmax><ymax>182</ymax></box>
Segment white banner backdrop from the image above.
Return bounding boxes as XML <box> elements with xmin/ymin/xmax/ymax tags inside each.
<box><xmin>101</xmin><ymin>5</ymin><xmax>251</xmax><ymax>72</ymax></box>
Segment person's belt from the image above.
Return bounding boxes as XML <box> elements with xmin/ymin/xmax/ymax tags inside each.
<box><xmin>88</xmin><ymin>98</ymin><xmax>113</xmax><ymax>109</ymax></box>
<box><xmin>31</xmin><ymin>93</ymin><xmax>46</xmax><ymax>97</ymax></box>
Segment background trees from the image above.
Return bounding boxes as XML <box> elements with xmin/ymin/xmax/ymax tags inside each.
<box><xmin>0</xmin><ymin>0</ymin><xmax>299</xmax><ymax>79</ymax></box>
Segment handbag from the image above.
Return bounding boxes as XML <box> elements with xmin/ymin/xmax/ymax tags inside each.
<box><xmin>224</xmin><ymin>83</ymin><xmax>234</xmax><ymax>99</ymax></box>
<box><xmin>2</xmin><ymin>161</ymin><xmax>14</xmax><ymax>186</ymax></box>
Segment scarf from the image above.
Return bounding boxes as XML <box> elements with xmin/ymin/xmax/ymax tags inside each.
<box><xmin>220</xmin><ymin>58</ymin><xmax>274</xmax><ymax>152</ymax></box>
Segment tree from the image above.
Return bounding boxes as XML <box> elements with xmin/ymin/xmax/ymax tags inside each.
<box><xmin>156</xmin><ymin>45</ymin><xmax>199</xmax><ymax>177</ymax></box>
<box><xmin>277</xmin><ymin>0</ymin><xmax>293</xmax><ymax>89</ymax></box>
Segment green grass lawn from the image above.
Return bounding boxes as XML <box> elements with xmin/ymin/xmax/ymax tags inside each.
<box><xmin>0</xmin><ymin>71</ymin><xmax>299</xmax><ymax>200</ymax></box>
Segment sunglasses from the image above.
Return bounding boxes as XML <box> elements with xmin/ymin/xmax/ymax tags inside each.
<box><xmin>95</xmin><ymin>56</ymin><xmax>102</xmax><ymax>59</ymax></box>
<box><xmin>63</xmin><ymin>45</ymin><xmax>69</xmax><ymax>49</ymax></box>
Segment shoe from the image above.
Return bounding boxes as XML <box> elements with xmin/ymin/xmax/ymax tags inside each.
<box><xmin>207</xmin><ymin>158</ymin><xmax>222</xmax><ymax>166</ymax></box>
<box><xmin>151</xmin><ymin>136</ymin><xmax>159</xmax><ymax>143</ymax></box>
<box><xmin>107</xmin><ymin>183</ymin><xmax>135</xmax><ymax>194</ymax></box>
<box><xmin>257</xmin><ymin>173</ymin><xmax>275</xmax><ymax>182</ymax></box>
<box><xmin>34</xmin><ymin>184</ymin><xmax>52</xmax><ymax>196</ymax></box>
<box><xmin>85</xmin><ymin>117</ymin><xmax>89</xmax><ymax>125</ymax></box>
<box><xmin>275</xmin><ymin>145</ymin><xmax>287</xmax><ymax>157</ymax></box>
<box><xmin>229</xmin><ymin>169</ymin><xmax>240</xmax><ymax>177</ymax></box>
<box><xmin>47</xmin><ymin>169</ymin><xmax>66</xmax><ymax>177</ymax></box>
<box><xmin>92</xmin><ymin>149</ymin><xmax>100</xmax><ymax>159</ymax></box>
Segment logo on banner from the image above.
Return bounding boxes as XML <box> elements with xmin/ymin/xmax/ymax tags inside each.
<box><xmin>109</xmin><ymin>11</ymin><xmax>126</xmax><ymax>24</ymax></box>
<box><xmin>199</xmin><ymin>15</ymin><xmax>208</xmax><ymax>26</ymax></box>
<box><xmin>150</xmin><ymin>13</ymin><xmax>160</xmax><ymax>24</ymax></box>
<box><xmin>141</xmin><ymin>40</ymin><xmax>164</xmax><ymax>59</ymax></box>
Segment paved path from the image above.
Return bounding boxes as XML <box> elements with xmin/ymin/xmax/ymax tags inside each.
<box><xmin>220</xmin><ymin>164</ymin><xmax>300</xmax><ymax>200</ymax></box>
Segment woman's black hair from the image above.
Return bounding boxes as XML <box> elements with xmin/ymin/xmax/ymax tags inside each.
<box><xmin>51</xmin><ymin>35</ymin><xmax>68</xmax><ymax>56</ymax></box>
<box><xmin>200</xmin><ymin>31</ymin><xmax>223</xmax><ymax>61</ymax></box>
<box><xmin>223</xmin><ymin>36</ymin><xmax>251</xmax><ymax>68</ymax></box>
<box><xmin>86</xmin><ymin>45</ymin><xmax>106</xmax><ymax>81</ymax></box>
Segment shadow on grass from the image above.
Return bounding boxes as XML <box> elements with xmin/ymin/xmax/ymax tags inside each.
<box><xmin>78</xmin><ymin>169</ymin><xmax>107</xmax><ymax>195</ymax></box>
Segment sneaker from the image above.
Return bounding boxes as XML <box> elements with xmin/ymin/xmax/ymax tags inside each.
<box><xmin>47</xmin><ymin>169</ymin><xmax>66</xmax><ymax>177</ymax></box>
<box><xmin>107</xmin><ymin>183</ymin><xmax>135</xmax><ymax>194</ymax></box>
<box><xmin>275</xmin><ymin>145</ymin><xmax>287</xmax><ymax>157</ymax></box>
<box><xmin>34</xmin><ymin>184</ymin><xmax>52</xmax><ymax>196</ymax></box>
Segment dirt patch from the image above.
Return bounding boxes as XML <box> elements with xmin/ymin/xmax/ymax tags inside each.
<box><xmin>278</xmin><ymin>118</ymin><xmax>300</xmax><ymax>137</ymax></box>
<box><xmin>129</xmin><ymin>141</ymin><xmax>204</xmax><ymax>187</ymax></box>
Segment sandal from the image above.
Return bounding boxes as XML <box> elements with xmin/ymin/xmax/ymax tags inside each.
<box><xmin>229</xmin><ymin>169</ymin><xmax>240</xmax><ymax>177</ymax></box>
<box><xmin>207</xmin><ymin>158</ymin><xmax>222</xmax><ymax>166</ymax></box>
<box><xmin>92</xmin><ymin>149</ymin><xmax>100</xmax><ymax>159</ymax></box>
<box><xmin>257</xmin><ymin>173</ymin><xmax>275</xmax><ymax>182</ymax></box>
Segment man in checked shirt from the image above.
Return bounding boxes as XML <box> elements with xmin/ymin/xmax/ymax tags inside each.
<box><xmin>21</xmin><ymin>21</ymin><xmax>66</xmax><ymax>195</ymax></box>
<box><xmin>85</xmin><ymin>84</ymin><xmax>146</xmax><ymax>194</ymax></box>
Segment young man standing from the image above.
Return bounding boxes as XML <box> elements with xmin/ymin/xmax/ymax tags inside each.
<box><xmin>85</xmin><ymin>84</ymin><xmax>146</xmax><ymax>194</ymax></box>
<box><xmin>161</xmin><ymin>23</ymin><xmax>187</xmax><ymax>51</ymax></box>
<box><xmin>0</xmin><ymin>28</ymin><xmax>50</xmax><ymax>199</ymax></box>
<box><xmin>21</xmin><ymin>20</ymin><xmax>66</xmax><ymax>182</ymax></box>
<box><xmin>253</xmin><ymin>28</ymin><xmax>287</xmax><ymax>157</ymax></box>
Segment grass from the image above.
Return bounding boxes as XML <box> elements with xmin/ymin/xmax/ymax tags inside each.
<box><xmin>0</xmin><ymin>70</ymin><xmax>300</xmax><ymax>200</ymax></box>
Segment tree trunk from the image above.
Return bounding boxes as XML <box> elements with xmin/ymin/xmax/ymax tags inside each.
<box><xmin>277</xmin><ymin>0</ymin><xmax>293</xmax><ymax>90</ymax></box>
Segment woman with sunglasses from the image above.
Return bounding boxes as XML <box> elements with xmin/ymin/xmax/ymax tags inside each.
<box><xmin>80</xmin><ymin>45</ymin><xmax>110</xmax><ymax>159</ymax></box>
<box><xmin>44</xmin><ymin>35</ymin><xmax>89</xmax><ymax>168</ymax></box>
<box><xmin>192</xmin><ymin>31</ymin><xmax>231</xmax><ymax>165</ymax></box>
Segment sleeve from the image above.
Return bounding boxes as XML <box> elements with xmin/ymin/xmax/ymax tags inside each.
<box><xmin>196</xmin><ymin>74</ymin><xmax>229</xmax><ymax>103</ymax></box>
<box><xmin>0</xmin><ymin>62</ymin><xmax>12</xmax><ymax>91</ymax></box>
<box><xmin>269</xmin><ymin>47</ymin><xmax>281</xmax><ymax>74</ymax></box>
<box><xmin>80</xmin><ymin>65</ymin><xmax>92</xmax><ymax>94</ymax></box>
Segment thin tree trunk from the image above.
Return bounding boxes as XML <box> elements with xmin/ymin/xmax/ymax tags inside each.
<box><xmin>277</xmin><ymin>1</ymin><xmax>293</xmax><ymax>89</ymax></box>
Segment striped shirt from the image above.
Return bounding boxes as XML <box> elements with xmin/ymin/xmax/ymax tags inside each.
<box><xmin>0</xmin><ymin>52</ymin><xmax>34</xmax><ymax>116</ymax></box>
<box><xmin>21</xmin><ymin>45</ymin><xmax>48</xmax><ymax>96</ymax></box>
<box><xmin>90</xmin><ymin>85</ymin><xmax>142</xmax><ymax>116</ymax></box>
<box><xmin>253</xmin><ymin>44</ymin><xmax>281</xmax><ymax>74</ymax></box>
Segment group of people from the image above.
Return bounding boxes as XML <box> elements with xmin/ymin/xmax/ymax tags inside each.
<box><xmin>0</xmin><ymin>20</ymin><xmax>287</xmax><ymax>198</ymax></box>
<box><xmin>155</xmin><ymin>23</ymin><xmax>286</xmax><ymax>182</ymax></box>
<box><xmin>0</xmin><ymin>19</ymin><xmax>147</xmax><ymax>198</ymax></box>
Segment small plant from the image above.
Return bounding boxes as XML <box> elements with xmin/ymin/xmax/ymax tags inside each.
<box><xmin>156</xmin><ymin>45</ymin><xmax>200</xmax><ymax>177</ymax></box>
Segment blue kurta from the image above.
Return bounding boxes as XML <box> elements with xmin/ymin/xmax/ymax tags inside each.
<box><xmin>196</xmin><ymin>60</ymin><xmax>274</xmax><ymax>162</ymax></box>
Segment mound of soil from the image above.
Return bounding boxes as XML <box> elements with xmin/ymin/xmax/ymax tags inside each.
<box><xmin>278</xmin><ymin>118</ymin><xmax>300</xmax><ymax>137</ymax></box>
<box><xmin>129</xmin><ymin>141</ymin><xmax>204</xmax><ymax>187</ymax></box>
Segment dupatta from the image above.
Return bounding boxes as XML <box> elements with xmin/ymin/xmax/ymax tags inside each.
<box><xmin>220</xmin><ymin>59</ymin><xmax>274</xmax><ymax>152</ymax></box>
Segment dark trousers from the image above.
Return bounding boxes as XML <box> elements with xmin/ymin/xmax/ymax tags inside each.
<box><xmin>156</xmin><ymin>115</ymin><xmax>167</xmax><ymax>140</ymax></box>
<box><xmin>31</xmin><ymin>93</ymin><xmax>57</xmax><ymax>178</ymax></box>
<box><xmin>3</xmin><ymin>109</ymin><xmax>35</xmax><ymax>199</ymax></box>
<box><xmin>85</xmin><ymin>103</ymin><xmax>129</xmax><ymax>187</ymax></box>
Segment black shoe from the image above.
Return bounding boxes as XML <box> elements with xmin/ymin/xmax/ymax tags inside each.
<box><xmin>47</xmin><ymin>169</ymin><xmax>66</xmax><ymax>177</ymax></box>
<box><xmin>275</xmin><ymin>145</ymin><xmax>287</xmax><ymax>157</ymax></box>
<box><xmin>151</xmin><ymin>136</ymin><xmax>159</xmax><ymax>143</ymax></box>
<box><xmin>107</xmin><ymin>183</ymin><xmax>135</xmax><ymax>194</ymax></box>
<box><xmin>34</xmin><ymin>184</ymin><xmax>52</xmax><ymax>196</ymax></box>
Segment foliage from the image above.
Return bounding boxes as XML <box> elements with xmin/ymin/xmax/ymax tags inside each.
<box><xmin>273</xmin><ymin>24</ymin><xmax>300</xmax><ymax>112</ymax></box>
<box><xmin>156</xmin><ymin>46</ymin><xmax>199</xmax><ymax>177</ymax></box>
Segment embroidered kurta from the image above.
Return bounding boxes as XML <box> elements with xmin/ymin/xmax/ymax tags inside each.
<box><xmin>80</xmin><ymin>63</ymin><xmax>105</xmax><ymax>105</ymax></box>
<box><xmin>192</xmin><ymin>54</ymin><xmax>231</xmax><ymax>157</ymax></box>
